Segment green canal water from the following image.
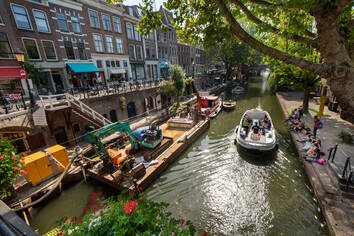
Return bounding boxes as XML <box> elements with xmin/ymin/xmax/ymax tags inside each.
<box><xmin>29</xmin><ymin>72</ymin><xmax>328</xmax><ymax>235</ymax></box>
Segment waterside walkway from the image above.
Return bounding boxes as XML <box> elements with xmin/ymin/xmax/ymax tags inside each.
<box><xmin>276</xmin><ymin>91</ymin><xmax>354</xmax><ymax>236</ymax></box>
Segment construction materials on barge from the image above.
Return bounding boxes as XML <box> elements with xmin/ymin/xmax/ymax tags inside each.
<box><xmin>86</xmin><ymin>118</ymin><xmax>210</xmax><ymax>191</ymax></box>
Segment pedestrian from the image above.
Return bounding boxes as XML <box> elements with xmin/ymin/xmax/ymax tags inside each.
<box><xmin>97</xmin><ymin>75</ymin><xmax>102</xmax><ymax>85</ymax></box>
<box><xmin>313</xmin><ymin>115</ymin><xmax>322</xmax><ymax>138</ymax></box>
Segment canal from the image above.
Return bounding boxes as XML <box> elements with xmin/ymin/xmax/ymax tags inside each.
<box><xmin>29</xmin><ymin>72</ymin><xmax>328</xmax><ymax>235</ymax></box>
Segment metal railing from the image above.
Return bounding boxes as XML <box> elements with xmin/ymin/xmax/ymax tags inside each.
<box><xmin>342</xmin><ymin>157</ymin><xmax>353</xmax><ymax>190</ymax></box>
<box><xmin>39</xmin><ymin>93</ymin><xmax>112</xmax><ymax>126</ymax></box>
<box><xmin>327</xmin><ymin>144</ymin><xmax>338</xmax><ymax>162</ymax></box>
<box><xmin>0</xmin><ymin>93</ymin><xmax>27</xmax><ymax>115</ymax></box>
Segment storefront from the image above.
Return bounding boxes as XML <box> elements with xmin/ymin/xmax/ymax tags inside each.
<box><xmin>108</xmin><ymin>68</ymin><xmax>128</xmax><ymax>85</ymax></box>
<box><xmin>158</xmin><ymin>60</ymin><xmax>170</xmax><ymax>79</ymax></box>
<box><xmin>131</xmin><ymin>62</ymin><xmax>145</xmax><ymax>81</ymax></box>
<box><xmin>0</xmin><ymin>66</ymin><xmax>28</xmax><ymax>95</ymax></box>
<box><xmin>66</xmin><ymin>63</ymin><xmax>99</xmax><ymax>88</ymax></box>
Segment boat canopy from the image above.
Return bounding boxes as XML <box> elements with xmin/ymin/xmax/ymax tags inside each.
<box><xmin>244</xmin><ymin>109</ymin><xmax>267</xmax><ymax>120</ymax></box>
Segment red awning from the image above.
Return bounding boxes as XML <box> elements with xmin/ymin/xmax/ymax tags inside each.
<box><xmin>0</xmin><ymin>67</ymin><xmax>27</xmax><ymax>80</ymax></box>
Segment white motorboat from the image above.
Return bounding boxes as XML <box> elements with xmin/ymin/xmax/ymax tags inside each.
<box><xmin>232</xmin><ymin>86</ymin><xmax>244</xmax><ymax>94</ymax></box>
<box><xmin>235</xmin><ymin>108</ymin><xmax>278</xmax><ymax>152</ymax></box>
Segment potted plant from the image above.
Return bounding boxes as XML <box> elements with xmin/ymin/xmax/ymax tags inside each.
<box><xmin>0</xmin><ymin>139</ymin><xmax>26</xmax><ymax>201</ymax></box>
<box><xmin>337</xmin><ymin>129</ymin><xmax>353</xmax><ymax>144</ymax></box>
<box><xmin>119</xmin><ymin>97</ymin><xmax>126</xmax><ymax>110</ymax></box>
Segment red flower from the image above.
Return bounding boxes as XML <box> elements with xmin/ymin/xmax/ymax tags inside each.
<box><xmin>100</xmin><ymin>211</ymin><xmax>103</xmax><ymax>217</ymax></box>
<box><xmin>128</xmin><ymin>191</ymin><xmax>132</xmax><ymax>196</ymax></box>
<box><xmin>158</xmin><ymin>208</ymin><xmax>161</xmax><ymax>214</ymax></box>
<box><xmin>64</xmin><ymin>216</ymin><xmax>69</xmax><ymax>223</ymax></box>
<box><xmin>20</xmin><ymin>170</ymin><xmax>27</xmax><ymax>176</ymax></box>
<box><xmin>129</xmin><ymin>200</ymin><xmax>137</xmax><ymax>211</ymax></box>
<box><xmin>21</xmin><ymin>152</ymin><xmax>27</xmax><ymax>157</ymax></box>
<box><xmin>11</xmin><ymin>156</ymin><xmax>17</xmax><ymax>161</ymax></box>
<box><xmin>84</xmin><ymin>207</ymin><xmax>88</xmax><ymax>215</ymax></box>
<box><xmin>21</xmin><ymin>159</ymin><xmax>25</xmax><ymax>165</ymax></box>
<box><xmin>0</xmin><ymin>155</ymin><xmax>4</xmax><ymax>160</ymax></box>
<box><xmin>15</xmin><ymin>183</ymin><xmax>21</xmax><ymax>188</ymax></box>
<box><xmin>93</xmin><ymin>207</ymin><xmax>97</xmax><ymax>215</ymax></box>
<box><xmin>179</xmin><ymin>219</ymin><xmax>185</xmax><ymax>225</ymax></box>
<box><xmin>98</xmin><ymin>191</ymin><xmax>103</xmax><ymax>195</ymax></box>
<box><xmin>13</xmin><ymin>167</ymin><xmax>18</xmax><ymax>172</ymax></box>
<box><xmin>203</xmin><ymin>232</ymin><xmax>207</xmax><ymax>236</ymax></box>
<box><xmin>124</xmin><ymin>203</ymin><xmax>131</xmax><ymax>214</ymax></box>
<box><xmin>57</xmin><ymin>232</ymin><xmax>63</xmax><ymax>236</ymax></box>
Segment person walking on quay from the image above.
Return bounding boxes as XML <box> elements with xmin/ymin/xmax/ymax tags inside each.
<box><xmin>313</xmin><ymin>115</ymin><xmax>322</xmax><ymax>138</ymax></box>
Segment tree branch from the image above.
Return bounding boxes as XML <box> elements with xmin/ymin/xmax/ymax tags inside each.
<box><xmin>231</xmin><ymin>0</ymin><xmax>318</xmax><ymax>48</ymax></box>
<box><xmin>214</xmin><ymin>0</ymin><xmax>330</xmax><ymax>77</ymax></box>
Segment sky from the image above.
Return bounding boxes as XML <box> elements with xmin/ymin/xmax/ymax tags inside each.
<box><xmin>124</xmin><ymin>0</ymin><xmax>165</xmax><ymax>10</ymax></box>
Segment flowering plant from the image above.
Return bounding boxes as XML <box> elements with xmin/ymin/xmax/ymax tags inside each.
<box><xmin>0</xmin><ymin>138</ymin><xmax>26</xmax><ymax>199</ymax></box>
<box><xmin>57</xmin><ymin>191</ymin><xmax>196</xmax><ymax>235</ymax></box>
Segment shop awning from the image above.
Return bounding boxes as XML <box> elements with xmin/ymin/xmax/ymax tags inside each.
<box><xmin>67</xmin><ymin>63</ymin><xmax>99</xmax><ymax>73</ymax></box>
<box><xmin>0</xmin><ymin>67</ymin><xmax>26</xmax><ymax>80</ymax></box>
<box><xmin>110</xmin><ymin>68</ymin><xmax>126</xmax><ymax>74</ymax></box>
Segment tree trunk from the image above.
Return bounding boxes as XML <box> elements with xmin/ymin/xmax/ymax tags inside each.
<box><xmin>303</xmin><ymin>82</ymin><xmax>310</xmax><ymax>114</ymax></box>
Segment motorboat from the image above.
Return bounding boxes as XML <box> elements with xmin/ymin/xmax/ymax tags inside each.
<box><xmin>232</xmin><ymin>86</ymin><xmax>244</xmax><ymax>95</ymax></box>
<box><xmin>223</xmin><ymin>101</ymin><xmax>236</xmax><ymax>111</ymax></box>
<box><xmin>235</xmin><ymin>108</ymin><xmax>278</xmax><ymax>152</ymax></box>
<box><xmin>200</xmin><ymin>95</ymin><xmax>222</xmax><ymax>118</ymax></box>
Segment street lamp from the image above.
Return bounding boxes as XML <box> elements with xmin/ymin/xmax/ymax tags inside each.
<box><xmin>14</xmin><ymin>51</ymin><xmax>36</xmax><ymax>108</ymax></box>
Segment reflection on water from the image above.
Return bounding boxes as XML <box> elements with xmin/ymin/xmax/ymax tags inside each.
<box><xmin>29</xmin><ymin>72</ymin><xmax>328</xmax><ymax>235</ymax></box>
<box><xmin>146</xmin><ymin>74</ymin><xmax>328</xmax><ymax>235</ymax></box>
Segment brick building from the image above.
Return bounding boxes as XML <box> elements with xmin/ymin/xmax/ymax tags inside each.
<box><xmin>177</xmin><ymin>43</ymin><xmax>191</xmax><ymax>76</ymax></box>
<box><xmin>123</xmin><ymin>5</ymin><xmax>145</xmax><ymax>81</ymax></box>
<box><xmin>79</xmin><ymin>0</ymin><xmax>130</xmax><ymax>85</ymax></box>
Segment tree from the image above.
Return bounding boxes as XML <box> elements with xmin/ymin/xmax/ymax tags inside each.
<box><xmin>138</xmin><ymin>0</ymin><xmax>354</xmax><ymax>122</ymax></box>
<box><xmin>268</xmin><ymin>61</ymin><xmax>321</xmax><ymax>113</ymax></box>
<box><xmin>206</xmin><ymin>38</ymin><xmax>263</xmax><ymax>80</ymax></box>
<box><xmin>170</xmin><ymin>65</ymin><xmax>185</xmax><ymax>105</ymax></box>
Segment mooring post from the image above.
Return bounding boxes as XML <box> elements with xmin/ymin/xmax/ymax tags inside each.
<box><xmin>327</xmin><ymin>147</ymin><xmax>333</xmax><ymax>161</ymax></box>
<box><xmin>332</xmin><ymin>144</ymin><xmax>338</xmax><ymax>163</ymax></box>
<box><xmin>342</xmin><ymin>157</ymin><xmax>350</xmax><ymax>179</ymax></box>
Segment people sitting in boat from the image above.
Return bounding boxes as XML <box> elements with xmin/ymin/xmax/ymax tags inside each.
<box><xmin>251</xmin><ymin>121</ymin><xmax>260</xmax><ymax>141</ymax></box>
<box><xmin>263</xmin><ymin>120</ymin><xmax>272</xmax><ymax>131</ymax></box>
<box><xmin>242</xmin><ymin>115</ymin><xmax>249</xmax><ymax>134</ymax></box>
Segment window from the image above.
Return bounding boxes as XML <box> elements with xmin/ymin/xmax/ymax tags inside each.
<box><xmin>0</xmin><ymin>15</ymin><xmax>4</xmax><ymax>25</ymax></box>
<box><xmin>146</xmin><ymin>47</ymin><xmax>150</xmax><ymax>58</ymax></box>
<box><xmin>93</xmin><ymin>34</ymin><xmax>104</xmax><ymax>52</ymax></box>
<box><xmin>116</xmin><ymin>38</ymin><xmax>124</xmax><ymax>54</ymax></box>
<box><xmin>71</xmin><ymin>16</ymin><xmax>81</xmax><ymax>34</ymax></box>
<box><xmin>116</xmin><ymin>60</ymin><xmax>120</xmax><ymax>67</ymax></box>
<box><xmin>133</xmin><ymin>25</ymin><xmax>140</xmax><ymax>41</ymax></box>
<box><xmin>112</xmin><ymin>17</ymin><xmax>121</xmax><ymax>33</ymax></box>
<box><xmin>77</xmin><ymin>42</ymin><xmax>87</xmax><ymax>60</ymax></box>
<box><xmin>111</xmin><ymin>60</ymin><xmax>115</xmax><ymax>67</ymax></box>
<box><xmin>11</xmin><ymin>5</ymin><xmax>32</xmax><ymax>30</ymax></box>
<box><xmin>136</xmin><ymin>45</ymin><xmax>142</xmax><ymax>60</ymax></box>
<box><xmin>149</xmin><ymin>30</ymin><xmax>155</xmax><ymax>40</ymax></box>
<box><xmin>126</xmin><ymin>23</ymin><xmax>133</xmax><ymax>39</ymax></box>
<box><xmin>64</xmin><ymin>41</ymin><xmax>75</xmax><ymax>59</ymax></box>
<box><xmin>105</xmin><ymin>36</ymin><xmax>114</xmax><ymax>53</ymax></box>
<box><xmin>102</xmin><ymin>14</ymin><xmax>111</xmax><ymax>31</ymax></box>
<box><xmin>128</xmin><ymin>8</ymin><xmax>133</xmax><ymax>16</ymax></box>
<box><xmin>106</xmin><ymin>60</ymin><xmax>110</xmax><ymax>67</ymax></box>
<box><xmin>88</xmin><ymin>9</ymin><xmax>100</xmax><ymax>28</ymax></box>
<box><xmin>42</xmin><ymin>40</ymin><xmax>56</xmax><ymax>60</ymax></box>
<box><xmin>96</xmin><ymin>60</ymin><xmax>103</xmax><ymax>68</ymax></box>
<box><xmin>128</xmin><ymin>45</ymin><xmax>135</xmax><ymax>59</ymax></box>
<box><xmin>57</xmin><ymin>13</ymin><xmax>68</xmax><ymax>31</ymax></box>
<box><xmin>33</xmin><ymin>10</ymin><xmax>49</xmax><ymax>33</ymax></box>
<box><xmin>151</xmin><ymin>46</ymin><xmax>156</xmax><ymax>58</ymax></box>
<box><xmin>0</xmin><ymin>33</ymin><xmax>13</xmax><ymax>58</ymax></box>
<box><xmin>147</xmin><ymin>65</ymin><xmax>151</xmax><ymax>79</ymax></box>
<box><xmin>23</xmin><ymin>38</ymin><xmax>40</xmax><ymax>60</ymax></box>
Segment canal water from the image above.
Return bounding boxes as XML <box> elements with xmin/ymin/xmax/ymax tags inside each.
<box><xmin>29</xmin><ymin>72</ymin><xmax>328</xmax><ymax>235</ymax></box>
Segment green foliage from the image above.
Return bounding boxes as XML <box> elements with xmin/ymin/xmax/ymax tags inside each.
<box><xmin>184</xmin><ymin>78</ymin><xmax>194</xmax><ymax>95</ymax></box>
<box><xmin>23</xmin><ymin>59</ymin><xmax>44</xmax><ymax>87</ymax></box>
<box><xmin>170</xmin><ymin>65</ymin><xmax>185</xmax><ymax>99</ymax></box>
<box><xmin>337</xmin><ymin>129</ymin><xmax>353</xmax><ymax>144</ymax></box>
<box><xmin>119</xmin><ymin>97</ymin><xmax>126</xmax><ymax>110</ymax></box>
<box><xmin>158</xmin><ymin>80</ymin><xmax>177</xmax><ymax>98</ymax></box>
<box><xmin>267</xmin><ymin>72</ymin><xmax>278</xmax><ymax>93</ymax></box>
<box><xmin>57</xmin><ymin>191</ymin><xmax>196</xmax><ymax>236</ymax></box>
<box><xmin>0</xmin><ymin>139</ymin><xmax>25</xmax><ymax>198</ymax></box>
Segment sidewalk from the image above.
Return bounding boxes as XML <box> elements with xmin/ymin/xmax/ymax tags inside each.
<box><xmin>276</xmin><ymin>91</ymin><xmax>354</xmax><ymax>236</ymax></box>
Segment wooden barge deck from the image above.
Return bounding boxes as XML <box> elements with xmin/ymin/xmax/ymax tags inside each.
<box><xmin>86</xmin><ymin>118</ymin><xmax>210</xmax><ymax>191</ymax></box>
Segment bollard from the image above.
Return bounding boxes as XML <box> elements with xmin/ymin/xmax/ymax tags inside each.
<box><xmin>21</xmin><ymin>93</ymin><xmax>27</xmax><ymax>110</ymax></box>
